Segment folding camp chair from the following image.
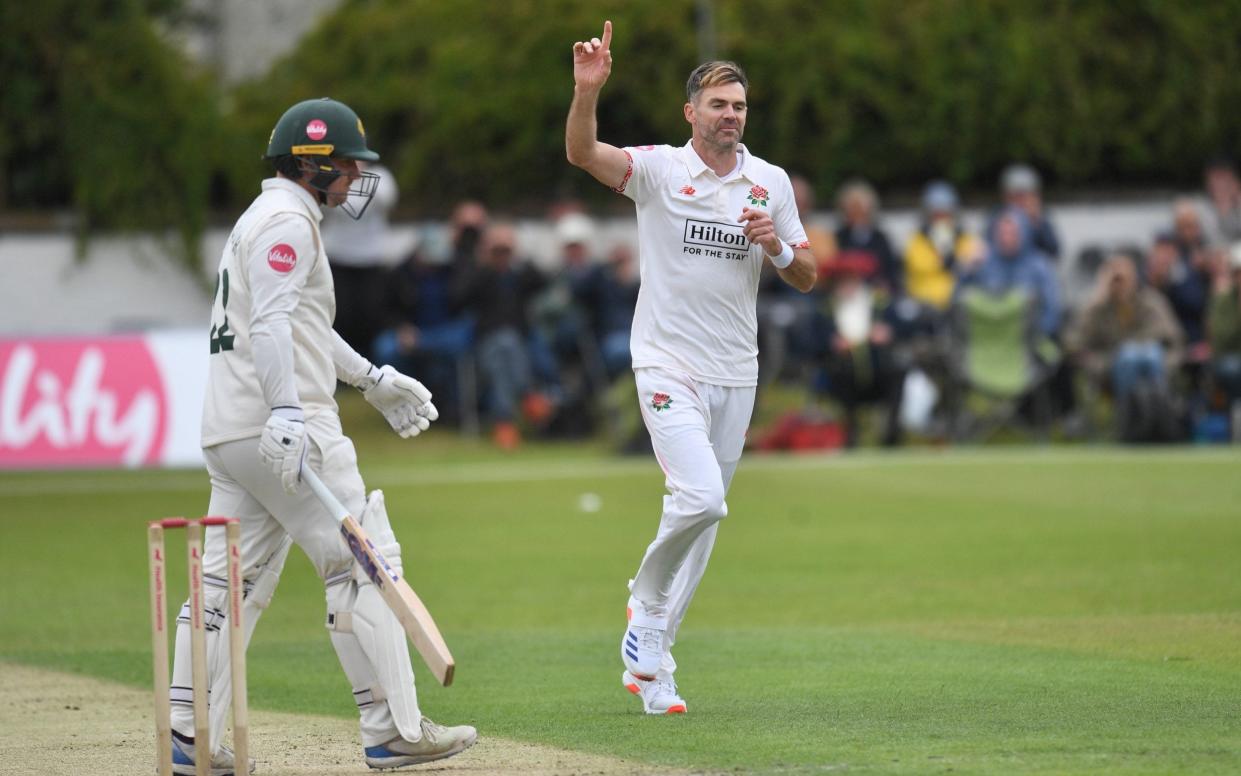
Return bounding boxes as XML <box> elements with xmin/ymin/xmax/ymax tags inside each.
<box><xmin>951</xmin><ymin>286</ymin><xmax>1055</xmax><ymax>441</ymax></box>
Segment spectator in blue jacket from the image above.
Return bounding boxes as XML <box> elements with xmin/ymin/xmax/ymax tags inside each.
<box><xmin>960</xmin><ymin>206</ymin><xmax>1080</xmax><ymax>425</ymax></box>
<box><xmin>1149</xmin><ymin>199</ymin><xmax>1213</xmax><ymax>355</ymax></box>
<box><xmin>960</xmin><ymin>206</ymin><xmax>1063</xmax><ymax>339</ymax></box>
<box><xmin>988</xmin><ymin>163</ymin><xmax>1062</xmax><ymax>262</ymax></box>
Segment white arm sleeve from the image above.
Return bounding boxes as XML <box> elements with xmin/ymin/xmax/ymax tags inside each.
<box><xmin>251</xmin><ymin>319</ymin><xmax>299</xmax><ymax>411</ymax></box>
<box><xmin>331</xmin><ymin>329</ymin><xmax>375</xmax><ymax>387</ymax></box>
<box><xmin>247</xmin><ymin>214</ymin><xmax>317</xmax><ymax>411</ymax></box>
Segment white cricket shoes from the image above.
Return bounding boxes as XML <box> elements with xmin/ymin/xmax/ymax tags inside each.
<box><xmin>363</xmin><ymin>716</ymin><xmax>478</xmax><ymax>770</ymax></box>
<box><xmin>621</xmin><ymin>605</ymin><xmax>666</xmax><ymax>680</ymax></box>
<box><xmin>623</xmin><ymin>670</ymin><xmax>687</xmax><ymax>715</ymax></box>
<box><xmin>169</xmin><ymin>734</ymin><xmax>255</xmax><ymax>775</ymax></box>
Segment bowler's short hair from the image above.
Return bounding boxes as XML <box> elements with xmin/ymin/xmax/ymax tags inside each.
<box><xmin>686</xmin><ymin>61</ymin><xmax>748</xmax><ymax>103</ymax></box>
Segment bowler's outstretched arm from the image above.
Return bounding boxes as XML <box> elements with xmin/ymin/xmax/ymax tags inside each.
<box><xmin>566</xmin><ymin>20</ymin><xmax>630</xmax><ymax>189</ymax></box>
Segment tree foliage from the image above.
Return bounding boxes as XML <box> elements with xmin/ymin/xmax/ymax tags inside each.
<box><xmin>229</xmin><ymin>0</ymin><xmax>1241</xmax><ymax>212</ymax></box>
<box><xmin>226</xmin><ymin>0</ymin><xmax>706</xmax><ymax>211</ymax></box>
<box><xmin>0</xmin><ymin>0</ymin><xmax>217</xmax><ymax>270</ymax></box>
<box><xmin>6</xmin><ymin>0</ymin><xmax>1241</xmax><ymax>265</ymax></box>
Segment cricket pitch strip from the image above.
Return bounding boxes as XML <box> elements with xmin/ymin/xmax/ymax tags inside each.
<box><xmin>0</xmin><ymin>662</ymin><xmax>688</xmax><ymax>776</ymax></box>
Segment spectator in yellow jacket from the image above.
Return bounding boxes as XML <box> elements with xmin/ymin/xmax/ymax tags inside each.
<box><xmin>903</xmin><ymin>181</ymin><xmax>983</xmax><ymax>312</ymax></box>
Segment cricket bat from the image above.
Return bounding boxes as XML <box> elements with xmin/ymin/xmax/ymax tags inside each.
<box><xmin>302</xmin><ymin>467</ymin><xmax>456</xmax><ymax>686</ymax></box>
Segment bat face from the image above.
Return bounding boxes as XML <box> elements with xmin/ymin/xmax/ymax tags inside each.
<box><xmin>342</xmin><ymin>522</ymin><xmax>400</xmax><ymax>587</ymax></box>
<box><xmin>336</xmin><ymin>511</ymin><xmax>456</xmax><ymax>686</ymax></box>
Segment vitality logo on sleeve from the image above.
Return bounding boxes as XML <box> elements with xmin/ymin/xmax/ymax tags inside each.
<box><xmin>267</xmin><ymin>243</ymin><xmax>298</xmax><ymax>273</ymax></box>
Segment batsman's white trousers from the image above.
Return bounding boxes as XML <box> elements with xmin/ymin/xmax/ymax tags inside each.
<box><xmin>202</xmin><ymin>412</ymin><xmax>364</xmax><ymax>580</ymax></box>
<box><xmin>629</xmin><ymin>366</ymin><xmax>754</xmax><ymax>673</ymax></box>
<box><xmin>170</xmin><ymin>411</ymin><xmax>413</xmax><ymax>751</ymax></box>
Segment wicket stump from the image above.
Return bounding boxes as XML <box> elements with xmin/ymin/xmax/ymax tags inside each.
<box><xmin>148</xmin><ymin>516</ymin><xmax>247</xmax><ymax>776</ymax></box>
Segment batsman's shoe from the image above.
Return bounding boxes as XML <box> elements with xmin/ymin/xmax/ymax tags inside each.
<box><xmin>621</xmin><ymin>607</ymin><xmax>666</xmax><ymax>680</ymax></box>
<box><xmin>364</xmin><ymin>717</ymin><xmax>478</xmax><ymax>770</ymax></box>
<box><xmin>170</xmin><ymin>734</ymin><xmax>255</xmax><ymax>775</ymax></box>
<box><xmin>623</xmin><ymin>670</ymin><xmax>688</xmax><ymax>715</ymax></box>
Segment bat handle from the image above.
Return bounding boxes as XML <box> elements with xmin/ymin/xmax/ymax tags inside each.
<box><xmin>301</xmin><ymin>466</ymin><xmax>350</xmax><ymax>523</ymax></box>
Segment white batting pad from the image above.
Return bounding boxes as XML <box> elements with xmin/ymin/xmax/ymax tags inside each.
<box><xmin>352</xmin><ymin>489</ymin><xmax>403</xmax><ymax>582</ymax></box>
<box><xmin>169</xmin><ymin>567</ymin><xmax>278</xmax><ymax>756</ymax></box>
<box><xmin>326</xmin><ymin>577</ymin><xmax>422</xmax><ymax>745</ymax></box>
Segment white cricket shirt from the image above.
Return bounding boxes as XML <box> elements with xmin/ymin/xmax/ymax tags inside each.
<box><xmin>618</xmin><ymin>141</ymin><xmax>808</xmax><ymax>386</ymax></box>
<box><xmin>202</xmin><ymin>178</ymin><xmax>338</xmax><ymax>446</ymax></box>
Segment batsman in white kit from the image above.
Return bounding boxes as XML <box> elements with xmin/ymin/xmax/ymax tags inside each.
<box><xmin>566</xmin><ymin>23</ymin><xmax>817</xmax><ymax>714</ymax></box>
<box><xmin>168</xmin><ymin>97</ymin><xmax>476</xmax><ymax>774</ymax></box>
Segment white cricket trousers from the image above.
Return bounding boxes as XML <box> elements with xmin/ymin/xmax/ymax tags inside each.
<box><xmin>629</xmin><ymin>366</ymin><xmax>754</xmax><ymax>671</ymax></box>
<box><xmin>169</xmin><ymin>411</ymin><xmax>408</xmax><ymax>752</ymax></box>
<box><xmin>202</xmin><ymin>412</ymin><xmax>365</xmax><ymax>579</ymax></box>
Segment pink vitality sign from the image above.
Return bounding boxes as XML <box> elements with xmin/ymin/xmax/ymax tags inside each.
<box><xmin>0</xmin><ymin>337</ymin><xmax>168</xmax><ymax>467</ymax></box>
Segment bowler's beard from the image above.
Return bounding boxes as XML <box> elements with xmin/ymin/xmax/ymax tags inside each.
<box><xmin>700</xmin><ymin>120</ymin><xmax>743</xmax><ymax>152</ymax></box>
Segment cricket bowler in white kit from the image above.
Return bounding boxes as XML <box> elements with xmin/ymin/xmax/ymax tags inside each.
<box><xmin>566</xmin><ymin>23</ymin><xmax>817</xmax><ymax>714</ymax></box>
<box><xmin>168</xmin><ymin>98</ymin><xmax>476</xmax><ymax>774</ymax></box>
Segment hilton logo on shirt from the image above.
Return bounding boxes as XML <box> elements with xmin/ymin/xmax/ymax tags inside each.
<box><xmin>682</xmin><ymin>219</ymin><xmax>749</xmax><ymax>261</ymax></box>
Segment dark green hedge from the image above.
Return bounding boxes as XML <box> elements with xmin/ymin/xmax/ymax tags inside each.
<box><xmin>5</xmin><ymin>0</ymin><xmax>1241</xmax><ymax>269</ymax></box>
<box><xmin>229</xmin><ymin>0</ymin><xmax>1241</xmax><ymax>211</ymax></box>
<box><xmin>1</xmin><ymin>0</ymin><xmax>217</xmax><ymax>271</ymax></box>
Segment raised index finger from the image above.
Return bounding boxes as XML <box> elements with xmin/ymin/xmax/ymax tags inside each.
<box><xmin>602</xmin><ymin>20</ymin><xmax>612</xmax><ymax>50</ymax></box>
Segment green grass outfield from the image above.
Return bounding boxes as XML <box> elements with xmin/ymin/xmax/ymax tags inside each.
<box><xmin>2</xmin><ymin>439</ymin><xmax>1240</xmax><ymax>774</ymax></box>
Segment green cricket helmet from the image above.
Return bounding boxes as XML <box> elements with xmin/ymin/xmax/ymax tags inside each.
<box><xmin>265</xmin><ymin>97</ymin><xmax>379</xmax><ymax>161</ymax></box>
<box><xmin>265</xmin><ymin>97</ymin><xmax>381</xmax><ymax>219</ymax></box>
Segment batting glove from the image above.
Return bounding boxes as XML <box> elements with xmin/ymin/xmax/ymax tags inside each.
<box><xmin>258</xmin><ymin>409</ymin><xmax>307</xmax><ymax>495</ymax></box>
<box><xmin>361</xmin><ymin>364</ymin><xmax>439</xmax><ymax>438</ymax></box>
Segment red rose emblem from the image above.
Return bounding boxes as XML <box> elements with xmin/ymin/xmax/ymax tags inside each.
<box><xmin>651</xmin><ymin>392</ymin><xmax>673</xmax><ymax>412</ymax></box>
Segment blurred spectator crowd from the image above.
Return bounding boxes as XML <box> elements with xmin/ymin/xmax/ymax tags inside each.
<box><xmin>324</xmin><ymin>157</ymin><xmax>1241</xmax><ymax>450</ymax></box>
<box><xmin>325</xmin><ymin>171</ymin><xmax>640</xmax><ymax>450</ymax></box>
